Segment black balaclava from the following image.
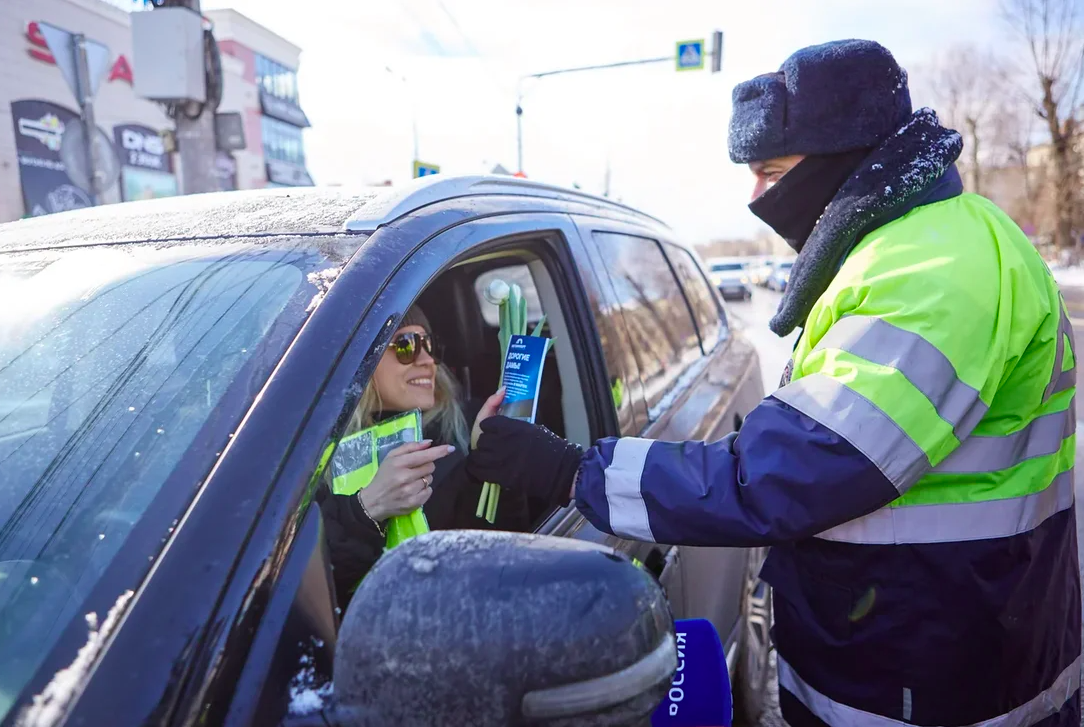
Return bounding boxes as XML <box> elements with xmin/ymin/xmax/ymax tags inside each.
<box><xmin>747</xmin><ymin>148</ymin><xmax>872</xmax><ymax>253</ymax></box>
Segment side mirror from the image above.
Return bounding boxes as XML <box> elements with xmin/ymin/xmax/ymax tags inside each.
<box><xmin>328</xmin><ymin>530</ymin><xmax>681</xmax><ymax>726</ymax></box>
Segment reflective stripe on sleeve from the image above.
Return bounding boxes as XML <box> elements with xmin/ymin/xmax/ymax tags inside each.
<box><xmin>1048</xmin><ymin>310</ymin><xmax>1076</xmax><ymax>399</ymax></box>
<box><xmin>933</xmin><ymin>398</ymin><xmax>1075</xmax><ymax>474</ymax></box>
<box><xmin>774</xmin><ymin>374</ymin><xmax>929</xmax><ymax>493</ymax></box>
<box><xmin>816</xmin><ymin>315</ymin><xmax>987</xmax><ymax>439</ymax></box>
<box><xmin>1044</xmin><ymin>310</ymin><xmax>1068</xmax><ymax>403</ymax></box>
<box><xmin>816</xmin><ymin>469</ymin><xmax>1074</xmax><ymax>544</ymax></box>
<box><xmin>1052</xmin><ymin>366</ymin><xmax>1077</xmax><ymax>398</ymax></box>
<box><xmin>603</xmin><ymin>437</ymin><xmax>655</xmax><ymax>542</ymax></box>
<box><xmin>777</xmin><ymin>652</ymin><xmax>1081</xmax><ymax>727</ymax></box>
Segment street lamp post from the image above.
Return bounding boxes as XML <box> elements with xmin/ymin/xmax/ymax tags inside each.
<box><xmin>514</xmin><ymin>55</ymin><xmax>670</xmax><ymax>176</ymax></box>
<box><xmin>515</xmin><ymin>31</ymin><xmax>723</xmax><ymax>176</ymax></box>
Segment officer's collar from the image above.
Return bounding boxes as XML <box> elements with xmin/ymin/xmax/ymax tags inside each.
<box><xmin>767</xmin><ymin>108</ymin><xmax>964</xmax><ymax>338</ymax></box>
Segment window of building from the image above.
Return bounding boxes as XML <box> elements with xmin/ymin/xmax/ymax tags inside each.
<box><xmin>255</xmin><ymin>54</ymin><xmax>300</xmax><ymax>106</ymax></box>
<box><xmin>261</xmin><ymin>117</ymin><xmax>306</xmax><ymax>167</ymax></box>
<box><xmin>665</xmin><ymin>245</ymin><xmax>725</xmax><ymax>353</ymax></box>
<box><xmin>591</xmin><ymin>232</ymin><xmax>701</xmax><ymax>413</ymax></box>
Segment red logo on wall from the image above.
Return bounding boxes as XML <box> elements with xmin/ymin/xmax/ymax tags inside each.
<box><xmin>25</xmin><ymin>21</ymin><xmax>134</xmax><ymax>85</ymax></box>
<box><xmin>108</xmin><ymin>55</ymin><xmax>133</xmax><ymax>84</ymax></box>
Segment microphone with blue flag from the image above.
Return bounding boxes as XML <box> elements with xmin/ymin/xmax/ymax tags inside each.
<box><xmin>651</xmin><ymin>618</ymin><xmax>733</xmax><ymax>727</ymax></box>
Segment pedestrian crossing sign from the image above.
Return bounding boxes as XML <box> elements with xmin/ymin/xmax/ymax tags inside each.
<box><xmin>413</xmin><ymin>160</ymin><xmax>440</xmax><ymax>178</ymax></box>
<box><xmin>676</xmin><ymin>40</ymin><xmax>705</xmax><ymax>71</ymax></box>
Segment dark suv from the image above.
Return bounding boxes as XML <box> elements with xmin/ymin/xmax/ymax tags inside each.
<box><xmin>0</xmin><ymin>176</ymin><xmax>769</xmax><ymax>726</ymax></box>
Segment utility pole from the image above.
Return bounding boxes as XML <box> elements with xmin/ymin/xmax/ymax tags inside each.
<box><xmin>173</xmin><ymin>0</ymin><xmax>218</xmax><ymax>194</ymax></box>
<box><xmin>515</xmin><ymin>56</ymin><xmax>668</xmax><ymax>175</ymax></box>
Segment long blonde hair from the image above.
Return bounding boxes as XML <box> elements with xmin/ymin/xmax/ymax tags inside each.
<box><xmin>347</xmin><ymin>360</ymin><xmax>470</xmax><ymax>452</ymax></box>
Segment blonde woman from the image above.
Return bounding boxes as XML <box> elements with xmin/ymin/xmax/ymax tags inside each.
<box><xmin>317</xmin><ymin>306</ymin><xmax>530</xmax><ymax>610</ymax></box>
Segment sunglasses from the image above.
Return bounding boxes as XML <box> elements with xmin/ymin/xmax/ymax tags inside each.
<box><xmin>388</xmin><ymin>331</ymin><xmax>437</xmax><ymax>365</ymax></box>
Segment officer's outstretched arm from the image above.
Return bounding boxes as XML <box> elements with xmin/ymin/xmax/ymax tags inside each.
<box><xmin>573</xmin><ymin>394</ymin><xmax>902</xmax><ymax>547</ymax></box>
<box><xmin>576</xmin><ymin>223</ymin><xmax>1013</xmax><ymax>546</ymax></box>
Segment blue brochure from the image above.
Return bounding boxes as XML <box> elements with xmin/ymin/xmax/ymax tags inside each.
<box><xmin>499</xmin><ymin>334</ymin><xmax>548</xmax><ymax>422</ymax></box>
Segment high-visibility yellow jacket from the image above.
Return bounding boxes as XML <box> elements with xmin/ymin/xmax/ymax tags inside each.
<box><xmin>576</xmin><ymin>186</ymin><xmax>1080</xmax><ymax>725</ymax></box>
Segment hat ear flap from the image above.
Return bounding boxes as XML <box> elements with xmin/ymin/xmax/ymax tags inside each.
<box><xmin>728</xmin><ymin>72</ymin><xmax>788</xmax><ymax>164</ymax></box>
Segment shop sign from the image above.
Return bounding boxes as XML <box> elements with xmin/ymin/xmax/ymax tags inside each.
<box><xmin>11</xmin><ymin>99</ymin><xmax>97</xmax><ymax>216</ymax></box>
<box><xmin>266</xmin><ymin>159</ymin><xmax>314</xmax><ymax>187</ymax></box>
<box><xmin>121</xmin><ymin>167</ymin><xmax>178</xmax><ymax>202</ymax></box>
<box><xmin>114</xmin><ymin>123</ymin><xmax>172</xmax><ymax>173</ymax></box>
<box><xmin>258</xmin><ymin>89</ymin><xmax>310</xmax><ymax>128</ymax></box>
<box><xmin>213</xmin><ymin>151</ymin><xmax>238</xmax><ymax>192</ymax></box>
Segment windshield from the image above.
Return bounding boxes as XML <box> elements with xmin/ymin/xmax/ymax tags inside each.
<box><xmin>711</xmin><ymin>263</ymin><xmax>744</xmax><ymax>272</ymax></box>
<box><xmin>0</xmin><ymin>237</ymin><xmax>357</xmax><ymax>717</ymax></box>
<box><xmin>777</xmin><ymin>261</ymin><xmax>794</xmax><ymax>270</ymax></box>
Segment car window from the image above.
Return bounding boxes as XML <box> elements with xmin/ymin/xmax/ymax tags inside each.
<box><xmin>711</xmin><ymin>262</ymin><xmax>744</xmax><ymax>272</ymax></box>
<box><xmin>591</xmin><ymin>232</ymin><xmax>700</xmax><ymax>414</ymax></box>
<box><xmin>0</xmin><ymin>239</ymin><xmax>354</xmax><ymax>721</ymax></box>
<box><xmin>667</xmin><ymin>245</ymin><xmax>724</xmax><ymax>353</ymax></box>
<box><xmin>577</xmin><ymin>272</ymin><xmax>646</xmax><ymax>436</ymax></box>
<box><xmin>473</xmin><ymin>265</ymin><xmax>544</xmax><ymax>327</ymax></box>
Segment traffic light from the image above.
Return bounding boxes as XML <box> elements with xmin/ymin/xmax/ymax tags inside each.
<box><xmin>711</xmin><ymin>30</ymin><xmax>724</xmax><ymax>73</ymax></box>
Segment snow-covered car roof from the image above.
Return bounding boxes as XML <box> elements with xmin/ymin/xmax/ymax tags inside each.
<box><xmin>0</xmin><ymin>175</ymin><xmax>668</xmax><ymax>253</ymax></box>
<box><xmin>0</xmin><ymin>187</ymin><xmax>381</xmax><ymax>252</ymax></box>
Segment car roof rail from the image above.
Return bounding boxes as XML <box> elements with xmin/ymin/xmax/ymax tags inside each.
<box><xmin>343</xmin><ymin>174</ymin><xmax>670</xmax><ymax>232</ymax></box>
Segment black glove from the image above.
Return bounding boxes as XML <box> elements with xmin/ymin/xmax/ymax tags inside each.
<box><xmin>467</xmin><ymin>416</ymin><xmax>583</xmax><ymax>508</ymax></box>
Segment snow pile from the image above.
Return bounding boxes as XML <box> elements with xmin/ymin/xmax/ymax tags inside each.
<box><xmin>1054</xmin><ymin>266</ymin><xmax>1084</xmax><ymax>289</ymax></box>
<box><xmin>305</xmin><ymin>267</ymin><xmax>343</xmax><ymax>312</ymax></box>
<box><xmin>288</xmin><ymin>652</ymin><xmax>334</xmax><ymax>716</ymax></box>
<box><xmin>18</xmin><ymin>591</ymin><xmax>134</xmax><ymax>727</ymax></box>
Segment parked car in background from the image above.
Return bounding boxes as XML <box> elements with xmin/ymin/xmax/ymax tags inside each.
<box><xmin>0</xmin><ymin>175</ymin><xmax>771</xmax><ymax>726</ymax></box>
<box><xmin>755</xmin><ymin>257</ymin><xmax>778</xmax><ymax>288</ymax></box>
<box><xmin>766</xmin><ymin>259</ymin><xmax>794</xmax><ymax>291</ymax></box>
<box><xmin>708</xmin><ymin>258</ymin><xmax>754</xmax><ymax>300</ymax></box>
<box><xmin>746</xmin><ymin>257</ymin><xmax>772</xmax><ymax>287</ymax></box>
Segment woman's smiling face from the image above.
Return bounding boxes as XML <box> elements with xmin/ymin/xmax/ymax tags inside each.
<box><xmin>371</xmin><ymin>325</ymin><xmax>437</xmax><ymax>413</ymax></box>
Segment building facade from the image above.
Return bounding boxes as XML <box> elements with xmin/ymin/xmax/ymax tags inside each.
<box><xmin>208</xmin><ymin>8</ymin><xmax>313</xmax><ymax>190</ymax></box>
<box><xmin>0</xmin><ymin>0</ymin><xmax>313</xmax><ymax>223</ymax></box>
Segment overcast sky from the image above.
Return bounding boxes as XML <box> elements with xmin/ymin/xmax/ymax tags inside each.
<box><xmin>202</xmin><ymin>0</ymin><xmax>1004</xmax><ymax>243</ymax></box>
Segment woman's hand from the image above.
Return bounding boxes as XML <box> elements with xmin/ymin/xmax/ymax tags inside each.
<box><xmin>358</xmin><ymin>441</ymin><xmax>455</xmax><ymax>522</ymax></box>
<box><xmin>471</xmin><ymin>387</ymin><xmax>506</xmax><ymax>449</ymax></box>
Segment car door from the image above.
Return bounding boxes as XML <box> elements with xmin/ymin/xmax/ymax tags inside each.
<box><xmin>0</xmin><ymin>234</ymin><xmax>369</xmax><ymax>727</ymax></box>
<box><xmin>570</xmin><ymin>216</ymin><xmax>764</xmax><ymax>651</ymax></box>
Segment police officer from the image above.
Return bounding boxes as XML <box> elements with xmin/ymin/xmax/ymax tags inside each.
<box><xmin>470</xmin><ymin>39</ymin><xmax>1081</xmax><ymax>726</ymax></box>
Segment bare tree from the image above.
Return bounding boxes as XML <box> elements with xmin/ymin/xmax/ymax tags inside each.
<box><xmin>990</xmin><ymin>100</ymin><xmax>1035</xmax><ymax>183</ymax></box>
<box><xmin>988</xmin><ymin>97</ymin><xmax>1049</xmax><ymax>229</ymax></box>
<box><xmin>920</xmin><ymin>45</ymin><xmax>1007</xmax><ymax>195</ymax></box>
<box><xmin>1002</xmin><ymin>0</ymin><xmax>1084</xmax><ymax>251</ymax></box>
